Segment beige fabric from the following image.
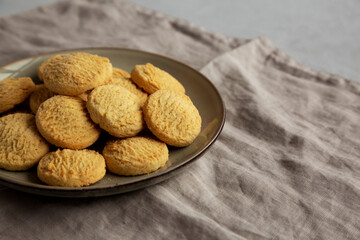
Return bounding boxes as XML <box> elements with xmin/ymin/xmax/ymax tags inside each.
<box><xmin>0</xmin><ymin>0</ymin><xmax>359</xmax><ymax>239</ymax></box>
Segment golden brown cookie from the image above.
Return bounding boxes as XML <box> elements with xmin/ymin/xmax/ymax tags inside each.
<box><xmin>131</xmin><ymin>63</ymin><xmax>185</xmax><ymax>94</ymax></box>
<box><xmin>143</xmin><ymin>90</ymin><xmax>201</xmax><ymax>147</ymax></box>
<box><xmin>0</xmin><ymin>77</ymin><xmax>35</xmax><ymax>113</ymax></box>
<box><xmin>37</xmin><ymin>149</ymin><xmax>106</xmax><ymax>187</ymax></box>
<box><xmin>29</xmin><ymin>84</ymin><xmax>56</xmax><ymax>113</ymax></box>
<box><xmin>36</xmin><ymin>95</ymin><xmax>101</xmax><ymax>149</ymax></box>
<box><xmin>0</xmin><ymin>113</ymin><xmax>50</xmax><ymax>171</ymax></box>
<box><xmin>86</xmin><ymin>85</ymin><xmax>144</xmax><ymax>138</ymax></box>
<box><xmin>40</xmin><ymin>52</ymin><xmax>112</xmax><ymax>95</ymax></box>
<box><xmin>103</xmin><ymin>136</ymin><xmax>168</xmax><ymax>176</ymax></box>
<box><xmin>107</xmin><ymin>67</ymin><xmax>148</xmax><ymax>106</ymax></box>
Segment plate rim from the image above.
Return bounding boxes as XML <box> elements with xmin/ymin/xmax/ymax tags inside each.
<box><xmin>0</xmin><ymin>47</ymin><xmax>226</xmax><ymax>197</ymax></box>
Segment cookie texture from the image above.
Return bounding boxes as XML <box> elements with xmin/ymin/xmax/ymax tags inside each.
<box><xmin>36</xmin><ymin>95</ymin><xmax>101</xmax><ymax>149</ymax></box>
<box><xmin>103</xmin><ymin>136</ymin><xmax>168</xmax><ymax>176</ymax></box>
<box><xmin>37</xmin><ymin>149</ymin><xmax>106</xmax><ymax>187</ymax></box>
<box><xmin>107</xmin><ymin>67</ymin><xmax>148</xmax><ymax>106</ymax></box>
<box><xmin>29</xmin><ymin>84</ymin><xmax>56</xmax><ymax>113</ymax></box>
<box><xmin>131</xmin><ymin>63</ymin><xmax>185</xmax><ymax>94</ymax></box>
<box><xmin>40</xmin><ymin>52</ymin><xmax>112</xmax><ymax>95</ymax></box>
<box><xmin>86</xmin><ymin>85</ymin><xmax>144</xmax><ymax>138</ymax></box>
<box><xmin>0</xmin><ymin>77</ymin><xmax>35</xmax><ymax>113</ymax></box>
<box><xmin>143</xmin><ymin>90</ymin><xmax>201</xmax><ymax>147</ymax></box>
<box><xmin>0</xmin><ymin>113</ymin><xmax>50</xmax><ymax>171</ymax></box>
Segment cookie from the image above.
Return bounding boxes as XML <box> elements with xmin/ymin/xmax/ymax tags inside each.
<box><xmin>131</xmin><ymin>63</ymin><xmax>185</xmax><ymax>94</ymax></box>
<box><xmin>143</xmin><ymin>90</ymin><xmax>201</xmax><ymax>147</ymax></box>
<box><xmin>29</xmin><ymin>84</ymin><xmax>56</xmax><ymax>113</ymax></box>
<box><xmin>36</xmin><ymin>95</ymin><xmax>101</xmax><ymax>149</ymax></box>
<box><xmin>37</xmin><ymin>149</ymin><xmax>106</xmax><ymax>187</ymax></box>
<box><xmin>86</xmin><ymin>85</ymin><xmax>144</xmax><ymax>138</ymax></box>
<box><xmin>40</xmin><ymin>52</ymin><xmax>112</xmax><ymax>95</ymax></box>
<box><xmin>103</xmin><ymin>136</ymin><xmax>168</xmax><ymax>176</ymax></box>
<box><xmin>0</xmin><ymin>113</ymin><xmax>50</xmax><ymax>171</ymax></box>
<box><xmin>107</xmin><ymin>67</ymin><xmax>148</xmax><ymax>106</ymax></box>
<box><xmin>0</xmin><ymin>77</ymin><xmax>35</xmax><ymax>113</ymax></box>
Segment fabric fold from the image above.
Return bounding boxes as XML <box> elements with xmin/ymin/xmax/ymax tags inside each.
<box><xmin>199</xmin><ymin>36</ymin><xmax>360</xmax><ymax>239</ymax></box>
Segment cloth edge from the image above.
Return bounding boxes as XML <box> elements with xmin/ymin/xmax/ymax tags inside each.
<box><xmin>202</xmin><ymin>36</ymin><xmax>360</xmax><ymax>96</ymax></box>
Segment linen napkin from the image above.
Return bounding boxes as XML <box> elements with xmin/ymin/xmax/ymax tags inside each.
<box><xmin>0</xmin><ymin>0</ymin><xmax>359</xmax><ymax>239</ymax></box>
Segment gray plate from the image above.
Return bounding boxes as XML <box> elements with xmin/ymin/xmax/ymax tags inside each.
<box><xmin>0</xmin><ymin>48</ymin><xmax>225</xmax><ymax>197</ymax></box>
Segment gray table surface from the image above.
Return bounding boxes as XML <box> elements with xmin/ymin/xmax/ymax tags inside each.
<box><xmin>0</xmin><ymin>0</ymin><xmax>359</xmax><ymax>83</ymax></box>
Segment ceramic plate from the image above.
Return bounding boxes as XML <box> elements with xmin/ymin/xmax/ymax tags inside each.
<box><xmin>0</xmin><ymin>48</ymin><xmax>225</xmax><ymax>197</ymax></box>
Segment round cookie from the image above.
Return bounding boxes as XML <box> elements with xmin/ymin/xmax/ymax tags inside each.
<box><xmin>143</xmin><ymin>90</ymin><xmax>201</xmax><ymax>147</ymax></box>
<box><xmin>131</xmin><ymin>63</ymin><xmax>185</xmax><ymax>94</ymax></box>
<box><xmin>37</xmin><ymin>149</ymin><xmax>106</xmax><ymax>187</ymax></box>
<box><xmin>103</xmin><ymin>136</ymin><xmax>169</xmax><ymax>176</ymax></box>
<box><xmin>29</xmin><ymin>84</ymin><xmax>56</xmax><ymax>113</ymax></box>
<box><xmin>107</xmin><ymin>67</ymin><xmax>148</xmax><ymax>106</ymax></box>
<box><xmin>0</xmin><ymin>113</ymin><xmax>50</xmax><ymax>171</ymax></box>
<box><xmin>86</xmin><ymin>85</ymin><xmax>144</xmax><ymax>138</ymax></box>
<box><xmin>36</xmin><ymin>95</ymin><xmax>101</xmax><ymax>149</ymax></box>
<box><xmin>40</xmin><ymin>52</ymin><xmax>112</xmax><ymax>95</ymax></box>
<box><xmin>0</xmin><ymin>77</ymin><xmax>35</xmax><ymax>113</ymax></box>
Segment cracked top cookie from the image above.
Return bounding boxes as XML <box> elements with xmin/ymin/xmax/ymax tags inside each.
<box><xmin>131</xmin><ymin>63</ymin><xmax>185</xmax><ymax>94</ymax></box>
<box><xmin>0</xmin><ymin>113</ymin><xmax>50</xmax><ymax>171</ymax></box>
<box><xmin>36</xmin><ymin>95</ymin><xmax>101</xmax><ymax>149</ymax></box>
<box><xmin>143</xmin><ymin>89</ymin><xmax>201</xmax><ymax>147</ymax></box>
<box><xmin>0</xmin><ymin>77</ymin><xmax>36</xmax><ymax>114</ymax></box>
<box><xmin>37</xmin><ymin>149</ymin><xmax>106</xmax><ymax>187</ymax></box>
<box><xmin>103</xmin><ymin>136</ymin><xmax>168</xmax><ymax>176</ymax></box>
<box><xmin>40</xmin><ymin>52</ymin><xmax>112</xmax><ymax>96</ymax></box>
<box><xmin>86</xmin><ymin>85</ymin><xmax>144</xmax><ymax>138</ymax></box>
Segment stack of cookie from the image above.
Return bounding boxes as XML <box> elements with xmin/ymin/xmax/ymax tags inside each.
<box><xmin>0</xmin><ymin>52</ymin><xmax>201</xmax><ymax>187</ymax></box>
